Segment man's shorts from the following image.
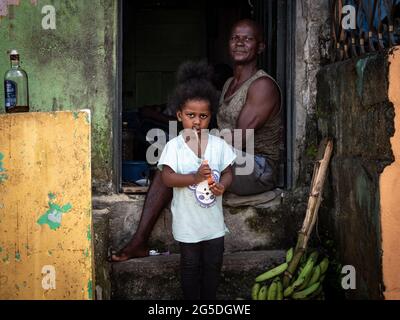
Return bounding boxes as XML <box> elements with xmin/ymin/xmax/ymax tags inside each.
<box><xmin>227</xmin><ymin>151</ymin><xmax>277</xmax><ymax>196</ymax></box>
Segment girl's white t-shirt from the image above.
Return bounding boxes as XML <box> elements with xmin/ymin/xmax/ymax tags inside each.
<box><xmin>157</xmin><ymin>133</ymin><xmax>236</xmax><ymax>243</ymax></box>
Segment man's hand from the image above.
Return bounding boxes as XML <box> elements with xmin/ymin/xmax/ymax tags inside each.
<box><xmin>209</xmin><ymin>182</ymin><xmax>226</xmax><ymax>196</ymax></box>
<box><xmin>194</xmin><ymin>162</ymin><xmax>211</xmax><ymax>184</ymax></box>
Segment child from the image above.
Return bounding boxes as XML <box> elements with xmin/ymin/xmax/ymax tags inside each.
<box><xmin>157</xmin><ymin>61</ymin><xmax>236</xmax><ymax>300</ymax></box>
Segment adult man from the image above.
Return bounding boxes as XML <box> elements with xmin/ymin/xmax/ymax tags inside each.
<box><xmin>111</xmin><ymin>19</ymin><xmax>282</xmax><ymax>262</ymax></box>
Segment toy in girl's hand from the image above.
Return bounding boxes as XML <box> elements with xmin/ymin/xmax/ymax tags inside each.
<box><xmin>202</xmin><ymin>160</ymin><xmax>215</xmax><ymax>185</ymax></box>
<box><xmin>189</xmin><ymin>170</ymin><xmax>221</xmax><ymax>208</ymax></box>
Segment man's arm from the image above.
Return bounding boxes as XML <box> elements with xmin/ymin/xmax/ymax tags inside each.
<box><xmin>235</xmin><ymin>77</ymin><xmax>280</xmax><ymax>150</ymax></box>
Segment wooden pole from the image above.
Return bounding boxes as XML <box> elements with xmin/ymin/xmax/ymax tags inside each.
<box><xmin>283</xmin><ymin>138</ymin><xmax>334</xmax><ymax>288</ymax></box>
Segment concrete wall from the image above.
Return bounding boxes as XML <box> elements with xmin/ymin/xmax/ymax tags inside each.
<box><xmin>0</xmin><ymin>0</ymin><xmax>117</xmax><ymax>193</ymax></box>
<box><xmin>316</xmin><ymin>52</ymin><xmax>396</xmax><ymax>299</ymax></box>
<box><xmin>293</xmin><ymin>0</ymin><xmax>330</xmax><ymax>187</ymax></box>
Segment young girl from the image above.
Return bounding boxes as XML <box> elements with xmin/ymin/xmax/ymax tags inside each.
<box><xmin>157</xmin><ymin>61</ymin><xmax>236</xmax><ymax>300</ymax></box>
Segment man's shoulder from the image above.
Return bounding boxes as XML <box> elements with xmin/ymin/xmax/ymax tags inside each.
<box><xmin>248</xmin><ymin>71</ymin><xmax>280</xmax><ymax>99</ymax></box>
<box><xmin>251</xmin><ymin>70</ymin><xmax>279</xmax><ymax>88</ymax></box>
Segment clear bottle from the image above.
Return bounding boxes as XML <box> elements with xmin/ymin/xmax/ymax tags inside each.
<box><xmin>4</xmin><ymin>49</ymin><xmax>29</xmax><ymax>113</ymax></box>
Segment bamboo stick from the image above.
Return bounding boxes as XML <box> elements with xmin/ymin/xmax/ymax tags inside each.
<box><xmin>283</xmin><ymin>139</ymin><xmax>333</xmax><ymax>288</ymax></box>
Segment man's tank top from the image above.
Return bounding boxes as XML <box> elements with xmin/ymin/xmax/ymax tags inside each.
<box><xmin>217</xmin><ymin>70</ymin><xmax>283</xmax><ymax>163</ymax></box>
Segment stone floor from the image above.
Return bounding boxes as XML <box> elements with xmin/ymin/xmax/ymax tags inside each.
<box><xmin>92</xmin><ymin>192</ymin><xmax>300</xmax><ymax>300</ymax></box>
<box><xmin>111</xmin><ymin>250</ymin><xmax>286</xmax><ymax>300</ymax></box>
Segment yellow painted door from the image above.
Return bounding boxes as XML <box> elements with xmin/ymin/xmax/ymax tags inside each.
<box><xmin>0</xmin><ymin>111</ymin><xmax>93</xmax><ymax>300</ymax></box>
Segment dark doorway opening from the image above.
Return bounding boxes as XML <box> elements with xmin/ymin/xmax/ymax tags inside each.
<box><xmin>117</xmin><ymin>0</ymin><xmax>294</xmax><ymax>193</ymax></box>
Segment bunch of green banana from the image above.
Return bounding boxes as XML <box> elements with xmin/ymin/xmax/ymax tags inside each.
<box><xmin>250</xmin><ymin>248</ymin><xmax>330</xmax><ymax>300</ymax></box>
<box><xmin>291</xmin><ymin>251</ymin><xmax>319</xmax><ymax>290</ymax></box>
<box><xmin>286</xmin><ymin>252</ymin><xmax>330</xmax><ymax>300</ymax></box>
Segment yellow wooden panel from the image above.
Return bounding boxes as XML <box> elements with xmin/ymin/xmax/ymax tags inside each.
<box><xmin>0</xmin><ymin>111</ymin><xmax>93</xmax><ymax>300</ymax></box>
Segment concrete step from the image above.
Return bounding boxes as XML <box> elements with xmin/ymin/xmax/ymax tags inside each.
<box><xmin>92</xmin><ymin>208</ymin><xmax>111</xmax><ymax>300</ymax></box>
<box><xmin>111</xmin><ymin>250</ymin><xmax>286</xmax><ymax>300</ymax></box>
<box><xmin>93</xmin><ymin>194</ymin><xmax>297</xmax><ymax>255</ymax></box>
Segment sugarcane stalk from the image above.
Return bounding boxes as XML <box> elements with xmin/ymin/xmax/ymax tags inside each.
<box><xmin>283</xmin><ymin>139</ymin><xmax>333</xmax><ymax>288</ymax></box>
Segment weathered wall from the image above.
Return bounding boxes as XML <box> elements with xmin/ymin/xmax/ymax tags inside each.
<box><xmin>317</xmin><ymin>52</ymin><xmax>396</xmax><ymax>299</ymax></box>
<box><xmin>0</xmin><ymin>0</ymin><xmax>117</xmax><ymax>193</ymax></box>
<box><xmin>381</xmin><ymin>47</ymin><xmax>400</xmax><ymax>300</ymax></box>
<box><xmin>0</xmin><ymin>111</ymin><xmax>93</xmax><ymax>300</ymax></box>
<box><xmin>293</xmin><ymin>0</ymin><xmax>330</xmax><ymax>187</ymax></box>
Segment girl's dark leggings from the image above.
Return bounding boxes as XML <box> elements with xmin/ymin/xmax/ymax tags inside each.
<box><xmin>179</xmin><ymin>236</ymin><xmax>224</xmax><ymax>300</ymax></box>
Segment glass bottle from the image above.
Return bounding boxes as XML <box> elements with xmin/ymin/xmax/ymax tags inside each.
<box><xmin>4</xmin><ymin>49</ymin><xmax>29</xmax><ymax>113</ymax></box>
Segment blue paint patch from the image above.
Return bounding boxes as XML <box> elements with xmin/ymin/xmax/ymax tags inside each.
<box><xmin>37</xmin><ymin>194</ymin><xmax>72</xmax><ymax>230</ymax></box>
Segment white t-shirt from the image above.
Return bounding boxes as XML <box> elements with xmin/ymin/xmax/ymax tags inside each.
<box><xmin>157</xmin><ymin>133</ymin><xmax>236</xmax><ymax>243</ymax></box>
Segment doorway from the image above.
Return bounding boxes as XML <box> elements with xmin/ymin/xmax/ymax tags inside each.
<box><xmin>116</xmin><ymin>0</ymin><xmax>294</xmax><ymax>193</ymax></box>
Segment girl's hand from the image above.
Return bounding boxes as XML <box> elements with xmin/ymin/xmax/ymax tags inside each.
<box><xmin>194</xmin><ymin>162</ymin><xmax>211</xmax><ymax>184</ymax></box>
<box><xmin>209</xmin><ymin>182</ymin><xmax>225</xmax><ymax>196</ymax></box>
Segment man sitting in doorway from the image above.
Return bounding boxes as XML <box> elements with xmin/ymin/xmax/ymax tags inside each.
<box><xmin>111</xmin><ymin>19</ymin><xmax>283</xmax><ymax>261</ymax></box>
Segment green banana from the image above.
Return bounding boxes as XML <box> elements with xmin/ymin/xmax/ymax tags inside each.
<box><xmin>291</xmin><ymin>258</ymin><xmax>315</xmax><ymax>289</ymax></box>
<box><xmin>308</xmin><ymin>265</ymin><xmax>321</xmax><ymax>287</ymax></box>
<box><xmin>276</xmin><ymin>280</ymin><xmax>283</xmax><ymax>300</ymax></box>
<box><xmin>296</xmin><ymin>265</ymin><xmax>315</xmax><ymax>291</ymax></box>
<box><xmin>308</xmin><ymin>251</ymin><xmax>319</xmax><ymax>263</ymax></box>
<box><xmin>283</xmin><ymin>285</ymin><xmax>294</xmax><ymax>297</ymax></box>
<box><xmin>258</xmin><ymin>285</ymin><xmax>268</xmax><ymax>300</ymax></box>
<box><xmin>255</xmin><ymin>262</ymin><xmax>288</xmax><ymax>282</ymax></box>
<box><xmin>251</xmin><ymin>283</ymin><xmax>261</xmax><ymax>300</ymax></box>
<box><xmin>319</xmin><ymin>257</ymin><xmax>330</xmax><ymax>274</ymax></box>
<box><xmin>295</xmin><ymin>251</ymin><xmax>311</xmax><ymax>277</ymax></box>
<box><xmin>286</xmin><ymin>247</ymin><xmax>294</xmax><ymax>263</ymax></box>
<box><xmin>267</xmin><ymin>281</ymin><xmax>277</xmax><ymax>300</ymax></box>
<box><xmin>307</xmin><ymin>284</ymin><xmax>324</xmax><ymax>300</ymax></box>
<box><xmin>292</xmin><ymin>282</ymin><xmax>321</xmax><ymax>300</ymax></box>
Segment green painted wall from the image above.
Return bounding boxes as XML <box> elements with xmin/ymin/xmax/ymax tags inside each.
<box><xmin>317</xmin><ymin>53</ymin><xmax>393</xmax><ymax>299</ymax></box>
<box><xmin>0</xmin><ymin>0</ymin><xmax>117</xmax><ymax>192</ymax></box>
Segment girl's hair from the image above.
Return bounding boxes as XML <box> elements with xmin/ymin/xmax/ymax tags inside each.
<box><xmin>168</xmin><ymin>60</ymin><xmax>220</xmax><ymax>113</ymax></box>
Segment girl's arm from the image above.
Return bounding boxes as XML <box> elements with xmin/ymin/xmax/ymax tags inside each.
<box><xmin>161</xmin><ymin>163</ymin><xmax>211</xmax><ymax>188</ymax></box>
<box><xmin>209</xmin><ymin>165</ymin><xmax>233</xmax><ymax>196</ymax></box>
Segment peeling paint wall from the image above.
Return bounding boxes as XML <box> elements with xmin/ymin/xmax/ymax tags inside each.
<box><xmin>0</xmin><ymin>111</ymin><xmax>93</xmax><ymax>300</ymax></box>
<box><xmin>0</xmin><ymin>0</ymin><xmax>117</xmax><ymax>193</ymax></box>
